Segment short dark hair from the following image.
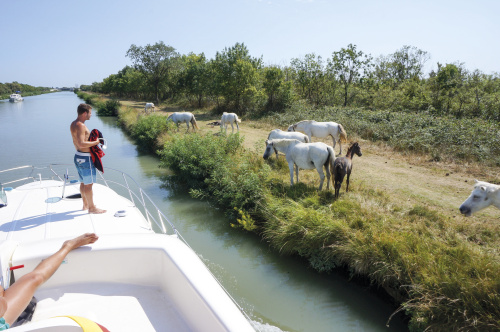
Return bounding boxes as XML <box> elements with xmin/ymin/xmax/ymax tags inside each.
<box><xmin>77</xmin><ymin>103</ymin><xmax>92</xmax><ymax>115</ymax></box>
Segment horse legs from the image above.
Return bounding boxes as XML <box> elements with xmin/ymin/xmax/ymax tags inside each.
<box><xmin>288</xmin><ymin>162</ymin><xmax>295</xmax><ymax>186</ymax></box>
<box><xmin>315</xmin><ymin>165</ymin><xmax>326</xmax><ymax>190</ymax></box>
<box><xmin>295</xmin><ymin>164</ymin><xmax>299</xmax><ymax>184</ymax></box>
<box><xmin>346</xmin><ymin>172</ymin><xmax>351</xmax><ymax>192</ymax></box>
<box><xmin>231</xmin><ymin>122</ymin><xmax>234</xmax><ymax>134</ymax></box>
<box><xmin>236</xmin><ymin>121</ymin><xmax>239</xmax><ymax>132</ymax></box>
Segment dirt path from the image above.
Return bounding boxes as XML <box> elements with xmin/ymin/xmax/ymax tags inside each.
<box><xmin>120</xmin><ymin>100</ymin><xmax>500</xmax><ymax>222</ymax></box>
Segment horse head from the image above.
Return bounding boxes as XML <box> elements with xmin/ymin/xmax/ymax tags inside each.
<box><xmin>352</xmin><ymin>142</ymin><xmax>362</xmax><ymax>157</ymax></box>
<box><xmin>263</xmin><ymin>140</ymin><xmax>274</xmax><ymax>159</ymax></box>
<box><xmin>459</xmin><ymin>180</ymin><xmax>498</xmax><ymax>216</ymax></box>
<box><xmin>287</xmin><ymin>124</ymin><xmax>296</xmax><ymax>132</ymax></box>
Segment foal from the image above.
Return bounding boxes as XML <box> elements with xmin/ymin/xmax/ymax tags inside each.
<box><xmin>333</xmin><ymin>142</ymin><xmax>362</xmax><ymax>198</ymax></box>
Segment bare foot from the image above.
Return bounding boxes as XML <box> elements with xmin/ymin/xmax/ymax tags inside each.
<box><xmin>82</xmin><ymin>206</ymin><xmax>88</xmax><ymax>211</ymax></box>
<box><xmin>63</xmin><ymin>233</ymin><xmax>99</xmax><ymax>251</ymax></box>
<box><xmin>88</xmin><ymin>207</ymin><xmax>106</xmax><ymax>214</ymax></box>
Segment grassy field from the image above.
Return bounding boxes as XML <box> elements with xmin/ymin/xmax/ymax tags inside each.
<box><xmin>81</xmin><ymin>93</ymin><xmax>500</xmax><ymax>331</ymax></box>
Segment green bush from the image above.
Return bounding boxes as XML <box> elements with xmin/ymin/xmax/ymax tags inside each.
<box><xmin>96</xmin><ymin>99</ymin><xmax>121</xmax><ymax>116</ymax></box>
<box><xmin>130</xmin><ymin>114</ymin><xmax>168</xmax><ymax>152</ymax></box>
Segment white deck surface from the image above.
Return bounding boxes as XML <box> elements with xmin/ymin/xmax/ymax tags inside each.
<box><xmin>0</xmin><ymin>179</ymin><xmax>255</xmax><ymax>332</ymax></box>
<box><xmin>33</xmin><ymin>283</ymin><xmax>190</xmax><ymax>332</ymax></box>
<box><xmin>0</xmin><ymin>181</ymin><xmax>153</xmax><ymax>244</ymax></box>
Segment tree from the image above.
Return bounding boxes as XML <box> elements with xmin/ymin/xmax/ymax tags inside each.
<box><xmin>389</xmin><ymin>45</ymin><xmax>429</xmax><ymax>84</ymax></box>
<box><xmin>290</xmin><ymin>53</ymin><xmax>326</xmax><ymax>105</ymax></box>
<box><xmin>212</xmin><ymin>43</ymin><xmax>262</xmax><ymax>112</ymax></box>
<box><xmin>126</xmin><ymin>41</ymin><xmax>180</xmax><ymax>104</ymax></box>
<box><xmin>177</xmin><ymin>53</ymin><xmax>209</xmax><ymax>107</ymax></box>
<box><xmin>328</xmin><ymin>44</ymin><xmax>372</xmax><ymax>106</ymax></box>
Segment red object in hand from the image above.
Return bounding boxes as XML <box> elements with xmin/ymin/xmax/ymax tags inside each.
<box><xmin>10</xmin><ymin>265</ymin><xmax>24</xmax><ymax>270</ymax></box>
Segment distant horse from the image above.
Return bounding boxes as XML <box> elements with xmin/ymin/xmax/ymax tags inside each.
<box><xmin>167</xmin><ymin>112</ymin><xmax>199</xmax><ymax>132</ymax></box>
<box><xmin>220</xmin><ymin>112</ymin><xmax>241</xmax><ymax>133</ymax></box>
<box><xmin>263</xmin><ymin>139</ymin><xmax>335</xmax><ymax>190</ymax></box>
<box><xmin>288</xmin><ymin>120</ymin><xmax>347</xmax><ymax>155</ymax></box>
<box><xmin>459</xmin><ymin>180</ymin><xmax>500</xmax><ymax>216</ymax></box>
<box><xmin>144</xmin><ymin>103</ymin><xmax>155</xmax><ymax>113</ymax></box>
<box><xmin>266</xmin><ymin>129</ymin><xmax>309</xmax><ymax>159</ymax></box>
<box><xmin>333</xmin><ymin>142</ymin><xmax>362</xmax><ymax>198</ymax></box>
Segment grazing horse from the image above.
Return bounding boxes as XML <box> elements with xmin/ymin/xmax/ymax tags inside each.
<box><xmin>333</xmin><ymin>142</ymin><xmax>362</xmax><ymax>198</ymax></box>
<box><xmin>144</xmin><ymin>103</ymin><xmax>155</xmax><ymax>113</ymax></box>
<box><xmin>167</xmin><ymin>112</ymin><xmax>199</xmax><ymax>132</ymax></box>
<box><xmin>288</xmin><ymin>120</ymin><xmax>347</xmax><ymax>155</ymax></box>
<box><xmin>266</xmin><ymin>129</ymin><xmax>309</xmax><ymax>159</ymax></box>
<box><xmin>220</xmin><ymin>112</ymin><xmax>241</xmax><ymax>133</ymax></box>
<box><xmin>263</xmin><ymin>139</ymin><xmax>335</xmax><ymax>190</ymax></box>
<box><xmin>459</xmin><ymin>180</ymin><xmax>500</xmax><ymax>216</ymax></box>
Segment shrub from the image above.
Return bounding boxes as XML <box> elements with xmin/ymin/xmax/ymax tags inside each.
<box><xmin>130</xmin><ymin>114</ymin><xmax>168</xmax><ymax>152</ymax></box>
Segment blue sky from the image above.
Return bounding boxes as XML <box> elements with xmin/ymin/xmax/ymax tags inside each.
<box><xmin>1</xmin><ymin>0</ymin><xmax>499</xmax><ymax>88</ymax></box>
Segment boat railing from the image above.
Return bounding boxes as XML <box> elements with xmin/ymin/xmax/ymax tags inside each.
<box><xmin>0</xmin><ymin>164</ymin><xmax>178</xmax><ymax>236</ymax></box>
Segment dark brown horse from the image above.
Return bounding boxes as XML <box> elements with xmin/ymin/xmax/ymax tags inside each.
<box><xmin>333</xmin><ymin>142</ymin><xmax>362</xmax><ymax>198</ymax></box>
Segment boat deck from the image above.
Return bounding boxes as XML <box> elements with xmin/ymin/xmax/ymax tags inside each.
<box><xmin>0</xmin><ymin>180</ymin><xmax>153</xmax><ymax>244</ymax></box>
<box><xmin>32</xmin><ymin>283</ymin><xmax>190</xmax><ymax>331</ymax></box>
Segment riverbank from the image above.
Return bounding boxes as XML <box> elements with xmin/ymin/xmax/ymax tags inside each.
<box><xmin>78</xmin><ymin>91</ymin><xmax>500</xmax><ymax>331</ymax></box>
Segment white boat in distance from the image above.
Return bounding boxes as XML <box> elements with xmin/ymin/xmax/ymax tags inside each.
<box><xmin>0</xmin><ymin>165</ymin><xmax>255</xmax><ymax>332</ymax></box>
<box><xmin>9</xmin><ymin>94</ymin><xmax>24</xmax><ymax>102</ymax></box>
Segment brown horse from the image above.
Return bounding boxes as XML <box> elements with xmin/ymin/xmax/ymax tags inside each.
<box><xmin>333</xmin><ymin>142</ymin><xmax>362</xmax><ymax>198</ymax></box>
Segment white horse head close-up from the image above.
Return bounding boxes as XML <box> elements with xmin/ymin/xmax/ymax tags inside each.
<box><xmin>287</xmin><ymin>120</ymin><xmax>347</xmax><ymax>155</ymax></box>
<box><xmin>459</xmin><ymin>180</ymin><xmax>500</xmax><ymax>216</ymax></box>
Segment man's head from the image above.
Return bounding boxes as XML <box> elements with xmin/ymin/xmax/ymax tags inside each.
<box><xmin>77</xmin><ymin>103</ymin><xmax>92</xmax><ymax>115</ymax></box>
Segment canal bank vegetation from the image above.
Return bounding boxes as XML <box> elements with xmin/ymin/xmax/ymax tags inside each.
<box><xmin>0</xmin><ymin>82</ymin><xmax>52</xmax><ymax>100</ymax></box>
<box><xmin>75</xmin><ymin>40</ymin><xmax>500</xmax><ymax>331</ymax></box>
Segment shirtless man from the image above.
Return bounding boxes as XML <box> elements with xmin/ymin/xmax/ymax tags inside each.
<box><xmin>70</xmin><ymin>103</ymin><xmax>106</xmax><ymax>214</ymax></box>
<box><xmin>0</xmin><ymin>233</ymin><xmax>99</xmax><ymax>329</ymax></box>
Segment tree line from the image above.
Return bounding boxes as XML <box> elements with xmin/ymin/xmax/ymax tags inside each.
<box><xmin>81</xmin><ymin>41</ymin><xmax>500</xmax><ymax>121</ymax></box>
<box><xmin>0</xmin><ymin>82</ymin><xmax>51</xmax><ymax>99</ymax></box>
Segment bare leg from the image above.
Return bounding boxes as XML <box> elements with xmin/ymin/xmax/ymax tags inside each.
<box><xmin>1</xmin><ymin>233</ymin><xmax>99</xmax><ymax>325</ymax></box>
<box><xmin>82</xmin><ymin>184</ymin><xmax>106</xmax><ymax>214</ymax></box>
<box><xmin>80</xmin><ymin>183</ymin><xmax>89</xmax><ymax>210</ymax></box>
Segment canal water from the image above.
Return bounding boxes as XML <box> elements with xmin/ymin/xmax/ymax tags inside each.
<box><xmin>0</xmin><ymin>92</ymin><xmax>408</xmax><ymax>332</ymax></box>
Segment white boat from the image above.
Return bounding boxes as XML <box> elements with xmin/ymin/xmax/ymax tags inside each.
<box><xmin>0</xmin><ymin>165</ymin><xmax>255</xmax><ymax>332</ymax></box>
<box><xmin>9</xmin><ymin>94</ymin><xmax>24</xmax><ymax>102</ymax></box>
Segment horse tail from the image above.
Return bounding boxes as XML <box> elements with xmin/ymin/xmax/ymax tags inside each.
<box><xmin>191</xmin><ymin>115</ymin><xmax>199</xmax><ymax>130</ymax></box>
<box><xmin>338</xmin><ymin>124</ymin><xmax>347</xmax><ymax>143</ymax></box>
<box><xmin>236</xmin><ymin>114</ymin><xmax>241</xmax><ymax>123</ymax></box>
<box><xmin>326</xmin><ymin>146</ymin><xmax>336</xmax><ymax>188</ymax></box>
<box><xmin>304</xmin><ymin>135</ymin><xmax>309</xmax><ymax>143</ymax></box>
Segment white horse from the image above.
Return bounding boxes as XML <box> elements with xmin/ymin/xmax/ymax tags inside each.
<box><xmin>167</xmin><ymin>112</ymin><xmax>199</xmax><ymax>132</ymax></box>
<box><xmin>263</xmin><ymin>139</ymin><xmax>335</xmax><ymax>190</ymax></box>
<box><xmin>144</xmin><ymin>103</ymin><xmax>155</xmax><ymax>113</ymax></box>
<box><xmin>266</xmin><ymin>129</ymin><xmax>309</xmax><ymax>159</ymax></box>
<box><xmin>220</xmin><ymin>112</ymin><xmax>241</xmax><ymax>133</ymax></box>
<box><xmin>288</xmin><ymin>120</ymin><xmax>347</xmax><ymax>155</ymax></box>
<box><xmin>459</xmin><ymin>180</ymin><xmax>500</xmax><ymax>216</ymax></box>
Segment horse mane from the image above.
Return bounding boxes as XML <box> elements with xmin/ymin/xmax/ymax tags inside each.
<box><xmin>296</xmin><ymin>120</ymin><xmax>315</xmax><ymax>125</ymax></box>
<box><xmin>345</xmin><ymin>142</ymin><xmax>359</xmax><ymax>156</ymax></box>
